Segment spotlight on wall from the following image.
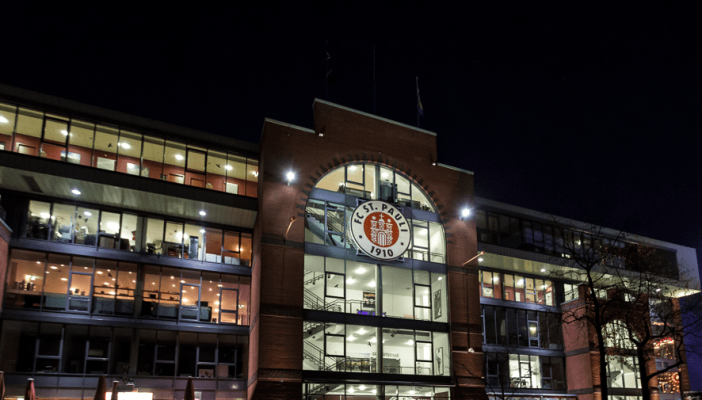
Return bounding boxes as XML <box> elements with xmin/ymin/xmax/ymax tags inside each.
<box><xmin>286</xmin><ymin>171</ymin><xmax>295</xmax><ymax>185</ymax></box>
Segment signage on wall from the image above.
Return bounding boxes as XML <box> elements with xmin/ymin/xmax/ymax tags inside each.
<box><xmin>350</xmin><ymin>200</ymin><xmax>411</xmax><ymax>261</ymax></box>
<box><xmin>363</xmin><ymin>291</ymin><xmax>376</xmax><ymax>308</ymax></box>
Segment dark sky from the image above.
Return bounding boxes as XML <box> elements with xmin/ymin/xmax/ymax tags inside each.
<box><xmin>2</xmin><ymin>0</ymin><xmax>702</xmax><ymax>386</ymax></box>
<box><xmin>2</xmin><ymin>3</ymin><xmax>701</xmax><ymax>253</ymax></box>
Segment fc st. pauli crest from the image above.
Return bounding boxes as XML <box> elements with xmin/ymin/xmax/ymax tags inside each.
<box><xmin>350</xmin><ymin>200</ymin><xmax>411</xmax><ymax>261</ymax></box>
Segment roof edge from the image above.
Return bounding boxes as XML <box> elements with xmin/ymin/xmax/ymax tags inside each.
<box><xmin>436</xmin><ymin>163</ymin><xmax>474</xmax><ymax>175</ymax></box>
<box><xmin>263</xmin><ymin>118</ymin><xmax>315</xmax><ymax>133</ymax></box>
<box><xmin>474</xmin><ymin>196</ymin><xmax>696</xmax><ymax>252</ymax></box>
<box><xmin>313</xmin><ymin>98</ymin><xmax>437</xmax><ymax>137</ymax></box>
<box><xmin>0</xmin><ymin>82</ymin><xmax>259</xmax><ymax>155</ymax></box>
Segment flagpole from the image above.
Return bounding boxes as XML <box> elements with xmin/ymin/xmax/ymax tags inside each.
<box><xmin>325</xmin><ymin>41</ymin><xmax>329</xmax><ymax>100</ymax></box>
<box><xmin>373</xmin><ymin>45</ymin><xmax>376</xmax><ymax>114</ymax></box>
<box><xmin>416</xmin><ymin>76</ymin><xmax>420</xmax><ymax>128</ymax></box>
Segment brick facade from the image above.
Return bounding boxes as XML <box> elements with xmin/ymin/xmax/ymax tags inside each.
<box><xmin>249</xmin><ymin>101</ymin><xmax>482</xmax><ymax>399</ymax></box>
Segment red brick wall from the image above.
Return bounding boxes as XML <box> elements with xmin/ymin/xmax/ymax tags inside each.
<box><xmin>0</xmin><ymin>220</ymin><xmax>12</xmax><ymax>312</ymax></box>
<box><xmin>251</xmin><ymin>101</ymin><xmax>479</xmax><ymax>399</ymax></box>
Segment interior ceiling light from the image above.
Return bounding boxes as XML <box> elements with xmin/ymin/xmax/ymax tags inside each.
<box><xmin>225</xmin><ymin>165</ymin><xmax>233</xmax><ymax>171</ymax></box>
<box><xmin>541</xmin><ymin>268</ymin><xmax>546</xmax><ymax>272</ymax></box>
<box><xmin>199</xmin><ymin>210</ymin><xmax>207</xmax><ymax>216</ymax></box>
<box><xmin>84</xmin><ymin>211</ymin><xmax>92</xmax><ymax>216</ymax></box>
<box><xmin>120</xmin><ymin>142</ymin><xmax>131</xmax><ymax>149</ymax></box>
<box><xmin>71</xmin><ymin>189</ymin><xmax>82</xmax><ymax>195</ymax></box>
<box><xmin>478</xmin><ymin>257</ymin><xmax>484</xmax><ymax>262</ymax></box>
<box><xmin>60</xmin><ymin>130</ymin><xmax>69</xmax><ymax>136</ymax></box>
<box><xmin>0</xmin><ymin>116</ymin><xmax>9</xmax><ymax>123</ymax></box>
<box><xmin>175</xmin><ymin>154</ymin><xmax>184</xmax><ymax>161</ymax></box>
<box><xmin>355</xmin><ymin>267</ymin><xmax>366</xmax><ymax>274</ymax></box>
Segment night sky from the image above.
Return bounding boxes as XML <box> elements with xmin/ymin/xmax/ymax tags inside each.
<box><xmin>3</xmin><ymin>3</ymin><xmax>701</xmax><ymax>253</ymax></box>
<box><xmin>2</xmin><ymin>3</ymin><xmax>702</xmax><ymax>373</ymax></box>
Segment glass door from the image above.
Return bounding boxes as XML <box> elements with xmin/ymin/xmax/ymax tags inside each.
<box><xmin>180</xmin><ymin>283</ymin><xmax>201</xmax><ymax>320</ymax></box>
<box><xmin>67</xmin><ymin>272</ymin><xmax>93</xmax><ymax>312</ymax></box>
<box><xmin>218</xmin><ymin>288</ymin><xmax>239</xmax><ymax>324</ymax></box>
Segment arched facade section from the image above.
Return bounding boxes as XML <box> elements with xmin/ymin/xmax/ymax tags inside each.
<box><xmin>315</xmin><ymin>162</ymin><xmax>438</xmax><ymax>213</ymax></box>
<box><xmin>306</xmin><ymin>162</ymin><xmax>445</xmax><ymax>264</ymax></box>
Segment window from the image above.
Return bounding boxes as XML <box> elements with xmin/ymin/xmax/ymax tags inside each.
<box><xmin>315</xmin><ymin>163</ymin><xmax>436</xmax><ymax>212</ymax></box>
<box><xmin>564</xmin><ymin>283</ymin><xmax>579</xmax><ymax>302</ymax></box>
<box><xmin>605</xmin><ymin>321</ymin><xmax>636</xmax><ymax>350</ymax></box>
<box><xmin>3</xmin><ymin>251</ymin><xmax>250</xmax><ymax>324</ymax></box>
<box><xmin>303</xmin><ymin>322</ymin><xmax>447</xmax><ymax>377</ymax></box>
<box><xmin>482</xmin><ymin>272</ymin><xmax>554</xmax><ymax>305</ymax></box>
<box><xmin>0</xmin><ymin>102</ymin><xmax>17</xmax><ymax>149</ymax></box>
<box><xmin>3</xmin><ymin>249</ymin><xmax>45</xmax><ymax>309</ymax></box>
<box><xmin>654</xmin><ymin>337</ymin><xmax>676</xmax><ymax>360</ymax></box>
<box><xmin>481</xmin><ymin>271</ymin><xmax>500</xmax><ymax>299</ymax></box>
<box><xmin>482</xmin><ymin>306</ymin><xmax>563</xmax><ymax>350</ymax></box>
<box><xmin>1</xmin><ymin>101</ymin><xmax>258</xmax><ymax>196</ymax></box>
<box><xmin>27</xmin><ymin>200</ymin><xmax>51</xmax><ymax>240</ymax></box>
<box><xmin>76</xmin><ymin>206</ymin><xmax>98</xmax><ymax>245</ymax></box>
<box><xmin>607</xmin><ymin>356</ymin><xmax>640</xmax><ymax>388</ymax></box>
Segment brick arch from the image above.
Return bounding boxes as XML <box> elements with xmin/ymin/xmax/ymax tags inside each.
<box><xmin>295</xmin><ymin>152</ymin><xmax>452</xmax><ymax>230</ymax></box>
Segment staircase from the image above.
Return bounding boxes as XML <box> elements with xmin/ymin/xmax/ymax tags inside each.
<box><xmin>303</xmin><ymin>340</ymin><xmax>347</xmax><ymax>373</ymax></box>
<box><xmin>305</xmin><ymin>204</ymin><xmax>354</xmax><ymax>248</ymax></box>
<box><xmin>304</xmin><ymin>271</ymin><xmax>324</xmax><ymax>286</ymax></box>
<box><xmin>304</xmin><ymin>288</ymin><xmax>325</xmax><ymax>311</ymax></box>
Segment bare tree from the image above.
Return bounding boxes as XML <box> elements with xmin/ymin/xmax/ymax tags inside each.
<box><xmin>548</xmin><ymin>219</ymin><xmax>630</xmax><ymax>400</ymax></box>
<box><xmin>484</xmin><ymin>348</ymin><xmax>538</xmax><ymax>400</ymax></box>
<box><xmin>548</xmin><ymin>219</ymin><xmax>701</xmax><ymax>400</ymax></box>
<box><xmin>605</xmin><ymin>243</ymin><xmax>702</xmax><ymax>400</ymax></box>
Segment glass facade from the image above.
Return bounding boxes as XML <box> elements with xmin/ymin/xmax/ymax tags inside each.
<box><xmin>4</xmin><ymin>249</ymin><xmax>251</xmax><ymax>325</ymax></box>
<box><xmin>26</xmin><ymin>200</ymin><xmax>252</xmax><ymax>266</ymax></box>
<box><xmin>0</xmin><ymin>102</ymin><xmax>258</xmax><ymax>197</ymax></box>
<box><xmin>304</xmin><ymin>255</ymin><xmax>448</xmax><ymax>322</ymax></box>
<box><xmin>606</xmin><ymin>355</ymin><xmax>640</xmax><ymax>389</ymax></box>
<box><xmin>305</xmin><ymin>199</ymin><xmax>445</xmax><ymax>263</ymax></box>
<box><xmin>482</xmin><ymin>306</ymin><xmax>563</xmax><ymax>350</ymax></box>
<box><xmin>475</xmin><ymin>209</ymin><xmax>679</xmax><ymax>279</ymax></box>
<box><xmin>301</xmin><ymin>163</ymin><xmax>450</xmax><ymax>395</ymax></box>
<box><xmin>302</xmin><ymin>383</ymin><xmax>451</xmax><ymax>399</ymax></box>
<box><xmin>302</xmin><ymin>322</ymin><xmax>450</xmax><ymax>377</ymax></box>
<box><xmin>0</xmin><ymin>321</ymin><xmax>247</xmax><ymax>378</ymax></box>
<box><xmin>485</xmin><ymin>353</ymin><xmax>566</xmax><ymax>389</ymax></box>
<box><xmin>315</xmin><ymin>163</ymin><xmax>436</xmax><ymax>212</ymax></box>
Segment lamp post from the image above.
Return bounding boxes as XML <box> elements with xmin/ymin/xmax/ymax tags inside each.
<box><xmin>462</xmin><ymin>251</ymin><xmax>485</xmax><ymax>266</ymax></box>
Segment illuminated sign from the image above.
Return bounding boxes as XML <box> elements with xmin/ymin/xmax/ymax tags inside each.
<box><xmin>106</xmin><ymin>392</ymin><xmax>154</xmax><ymax>400</ymax></box>
<box><xmin>350</xmin><ymin>200</ymin><xmax>411</xmax><ymax>261</ymax></box>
